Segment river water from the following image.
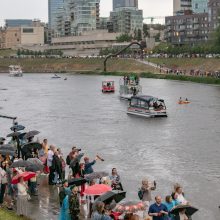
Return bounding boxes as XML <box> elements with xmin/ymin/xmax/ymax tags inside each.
<box><xmin>0</xmin><ymin>74</ymin><xmax>220</xmax><ymax>220</ymax></box>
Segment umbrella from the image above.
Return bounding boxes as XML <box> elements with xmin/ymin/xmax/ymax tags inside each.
<box><xmin>85</xmin><ymin>171</ymin><xmax>109</xmax><ymax>181</ymax></box>
<box><xmin>22</xmin><ymin>142</ymin><xmax>42</xmax><ymax>153</ymax></box>
<box><xmin>24</xmin><ymin>130</ymin><xmax>40</xmax><ymax>139</ymax></box>
<box><xmin>10</xmin><ymin>124</ymin><xmax>25</xmax><ymax>131</ymax></box>
<box><xmin>11</xmin><ymin>171</ymin><xmax>36</xmax><ymax>184</ymax></box>
<box><xmin>27</xmin><ymin>158</ymin><xmax>44</xmax><ymax>170</ymax></box>
<box><xmin>114</xmin><ymin>201</ymin><xmax>146</xmax><ymax>213</ymax></box>
<box><xmin>0</xmin><ymin>144</ymin><xmax>15</xmax><ymax>151</ymax></box>
<box><xmin>0</xmin><ymin>149</ymin><xmax>16</xmax><ymax>156</ymax></box>
<box><xmin>7</xmin><ymin>131</ymin><xmax>21</xmax><ymax>138</ymax></box>
<box><xmin>170</xmin><ymin>204</ymin><xmax>198</xmax><ymax>216</ymax></box>
<box><xmin>68</xmin><ymin>177</ymin><xmax>87</xmax><ymax>186</ymax></box>
<box><xmin>25</xmin><ymin>164</ymin><xmax>42</xmax><ymax>172</ymax></box>
<box><xmin>10</xmin><ymin>160</ymin><xmax>32</xmax><ymax>168</ymax></box>
<box><xmin>94</xmin><ymin>190</ymin><xmax>126</xmax><ymax>204</ymax></box>
<box><xmin>18</xmin><ymin>132</ymin><xmax>27</xmax><ymax>139</ymax></box>
<box><xmin>84</xmin><ymin>184</ymin><xmax>112</xmax><ymax>195</ymax></box>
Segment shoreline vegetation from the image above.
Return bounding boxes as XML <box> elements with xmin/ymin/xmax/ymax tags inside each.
<box><xmin>0</xmin><ymin>208</ymin><xmax>30</xmax><ymax>220</ymax></box>
<box><xmin>0</xmin><ymin>57</ymin><xmax>220</xmax><ymax>85</ymax></box>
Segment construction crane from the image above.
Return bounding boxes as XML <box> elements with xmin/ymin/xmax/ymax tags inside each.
<box><xmin>143</xmin><ymin>16</ymin><xmax>166</xmax><ymax>24</ymax></box>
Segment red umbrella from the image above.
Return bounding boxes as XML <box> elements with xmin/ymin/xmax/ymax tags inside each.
<box><xmin>11</xmin><ymin>171</ymin><xmax>36</xmax><ymax>184</ymax></box>
<box><xmin>84</xmin><ymin>184</ymin><xmax>112</xmax><ymax>195</ymax></box>
<box><xmin>115</xmin><ymin>201</ymin><xmax>146</xmax><ymax>213</ymax></box>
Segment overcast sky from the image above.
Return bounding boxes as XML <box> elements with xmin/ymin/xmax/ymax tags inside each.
<box><xmin>0</xmin><ymin>0</ymin><xmax>172</xmax><ymax>26</ymax></box>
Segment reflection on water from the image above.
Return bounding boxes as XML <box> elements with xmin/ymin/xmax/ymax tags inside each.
<box><xmin>0</xmin><ymin>74</ymin><xmax>220</xmax><ymax>220</ymax></box>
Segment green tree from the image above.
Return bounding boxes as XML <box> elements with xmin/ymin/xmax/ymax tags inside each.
<box><xmin>116</xmin><ymin>33</ymin><xmax>132</xmax><ymax>42</ymax></box>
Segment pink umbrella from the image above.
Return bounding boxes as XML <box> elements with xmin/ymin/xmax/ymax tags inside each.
<box><xmin>84</xmin><ymin>184</ymin><xmax>112</xmax><ymax>195</ymax></box>
<box><xmin>11</xmin><ymin>171</ymin><xmax>36</xmax><ymax>184</ymax></box>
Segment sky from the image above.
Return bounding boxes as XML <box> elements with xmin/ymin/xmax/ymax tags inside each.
<box><xmin>0</xmin><ymin>0</ymin><xmax>173</xmax><ymax>26</ymax></box>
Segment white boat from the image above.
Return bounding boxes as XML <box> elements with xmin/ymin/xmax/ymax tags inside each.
<box><xmin>127</xmin><ymin>95</ymin><xmax>167</xmax><ymax>118</ymax></box>
<box><xmin>9</xmin><ymin>65</ymin><xmax>23</xmax><ymax>77</ymax></box>
<box><xmin>119</xmin><ymin>77</ymin><xmax>142</xmax><ymax>100</ymax></box>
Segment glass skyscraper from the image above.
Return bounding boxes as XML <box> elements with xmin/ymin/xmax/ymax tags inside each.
<box><xmin>192</xmin><ymin>0</ymin><xmax>208</xmax><ymax>13</ymax></box>
<box><xmin>48</xmin><ymin>0</ymin><xmax>64</xmax><ymax>29</ymax></box>
<box><xmin>113</xmin><ymin>0</ymin><xmax>138</xmax><ymax>11</ymax></box>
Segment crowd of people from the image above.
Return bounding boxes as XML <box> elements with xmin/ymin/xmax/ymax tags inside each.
<box><xmin>0</xmin><ymin>123</ymin><xmax>196</xmax><ymax>220</ymax></box>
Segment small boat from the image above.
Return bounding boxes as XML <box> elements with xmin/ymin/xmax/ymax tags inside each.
<box><xmin>127</xmin><ymin>95</ymin><xmax>167</xmax><ymax>118</ymax></box>
<box><xmin>9</xmin><ymin>65</ymin><xmax>23</xmax><ymax>77</ymax></box>
<box><xmin>51</xmin><ymin>74</ymin><xmax>61</xmax><ymax>79</ymax></box>
<box><xmin>102</xmin><ymin>81</ymin><xmax>115</xmax><ymax>93</ymax></box>
<box><xmin>178</xmin><ymin>101</ymin><xmax>190</xmax><ymax>104</ymax></box>
<box><xmin>119</xmin><ymin>76</ymin><xmax>142</xmax><ymax>100</ymax></box>
<box><xmin>64</xmin><ymin>78</ymin><xmax>67</xmax><ymax>80</ymax></box>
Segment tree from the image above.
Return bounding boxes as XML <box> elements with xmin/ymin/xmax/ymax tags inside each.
<box><xmin>116</xmin><ymin>33</ymin><xmax>133</xmax><ymax>42</ymax></box>
<box><xmin>143</xmin><ymin>23</ymin><xmax>149</xmax><ymax>38</ymax></box>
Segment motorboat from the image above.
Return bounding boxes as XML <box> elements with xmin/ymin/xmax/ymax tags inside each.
<box><xmin>102</xmin><ymin>81</ymin><xmax>115</xmax><ymax>93</ymax></box>
<box><xmin>9</xmin><ymin>65</ymin><xmax>23</xmax><ymax>77</ymax></box>
<box><xmin>127</xmin><ymin>95</ymin><xmax>167</xmax><ymax>118</ymax></box>
<box><xmin>178</xmin><ymin>100</ymin><xmax>190</xmax><ymax>104</ymax></box>
<box><xmin>51</xmin><ymin>74</ymin><xmax>61</xmax><ymax>79</ymax></box>
<box><xmin>119</xmin><ymin>75</ymin><xmax>142</xmax><ymax>100</ymax></box>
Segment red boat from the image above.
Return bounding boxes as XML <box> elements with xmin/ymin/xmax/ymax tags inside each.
<box><xmin>102</xmin><ymin>81</ymin><xmax>115</xmax><ymax>93</ymax></box>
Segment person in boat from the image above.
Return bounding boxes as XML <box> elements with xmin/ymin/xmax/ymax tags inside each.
<box><xmin>179</xmin><ymin>97</ymin><xmax>182</xmax><ymax>103</ymax></box>
<box><xmin>153</xmin><ymin>102</ymin><xmax>159</xmax><ymax>109</ymax></box>
<box><xmin>185</xmin><ymin>98</ymin><xmax>188</xmax><ymax>102</ymax></box>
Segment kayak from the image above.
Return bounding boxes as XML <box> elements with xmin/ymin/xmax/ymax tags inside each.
<box><xmin>178</xmin><ymin>101</ymin><xmax>190</xmax><ymax>104</ymax></box>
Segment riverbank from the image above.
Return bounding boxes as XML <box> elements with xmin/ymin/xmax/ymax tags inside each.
<box><xmin>0</xmin><ymin>209</ymin><xmax>30</xmax><ymax>220</ymax></box>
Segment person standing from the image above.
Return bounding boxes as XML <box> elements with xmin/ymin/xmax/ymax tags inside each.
<box><xmin>84</xmin><ymin>156</ymin><xmax>98</xmax><ymax>174</ymax></box>
<box><xmin>0</xmin><ymin>161</ymin><xmax>8</xmax><ymax>207</ymax></box>
<box><xmin>69</xmin><ymin>186</ymin><xmax>80</xmax><ymax>220</ymax></box>
<box><xmin>42</xmin><ymin>139</ymin><xmax>49</xmax><ymax>155</ymax></box>
<box><xmin>148</xmin><ymin>195</ymin><xmax>168</xmax><ymax>220</ymax></box>
<box><xmin>17</xmin><ymin>176</ymin><xmax>29</xmax><ymax>217</ymax></box>
<box><xmin>138</xmin><ymin>179</ymin><xmax>156</xmax><ymax>219</ymax></box>
<box><xmin>47</xmin><ymin>145</ymin><xmax>55</xmax><ymax>185</ymax></box>
<box><xmin>109</xmin><ymin>168</ymin><xmax>123</xmax><ymax>190</ymax></box>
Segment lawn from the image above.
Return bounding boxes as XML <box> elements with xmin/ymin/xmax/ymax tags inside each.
<box><xmin>0</xmin><ymin>209</ymin><xmax>30</xmax><ymax>220</ymax></box>
<box><xmin>0</xmin><ymin>49</ymin><xmax>17</xmax><ymax>57</ymax></box>
<box><xmin>148</xmin><ymin>57</ymin><xmax>220</xmax><ymax>72</ymax></box>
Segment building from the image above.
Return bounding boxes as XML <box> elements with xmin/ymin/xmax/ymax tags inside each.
<box><xmin>208</xmin><ymin>0</ymin><xmax>220</xmax><ymax>31</ymax></box>
<box><xmin>0</xmin><ymin>27</ymin><xmax>21</xmax><ymax>48</ymax></box>
<box><xmin>50</xmin><ymin>30</ymin><xmax>121</xmax><ymax>56</ymax></box>
<box><xmin>192</xmin><ymin>0</ymin><xmax>208</xmax><ymax>13</ymax></box>
<box><xmin>54</xmin><ymin>0</ymin><xmax>100</xmax><ymax>36</ymax></box>
<box><xmin>48</xmin><ymin>0</ymin><xmax>64</xmax><ymax>30</ymax></box>
<box><xmin>173</xmin><ymin>0</ymin><xmax>192</xmax><ymax>15</ymax></box>
<box><xmin>110</xmin><ymin>2</ymin><xmax>143</xmax><ymax>34</ymax></box>
<box><xmin>165</xmin><ymin>13</ymin><xmax>209</xmax><ymax>45</ymax></box>
<box><xmin>5</xmin><ymin>19</ymin><xmax>33</xmax><ymax>27</ymax></box>
<box><xmin>113</xmin><ymin>0</ymin><xmax>138</xmax><ymax>10</ymax></box>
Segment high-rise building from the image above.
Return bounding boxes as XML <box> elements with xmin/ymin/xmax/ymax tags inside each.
<box><xmin>173</xmin><ymin>0</ymin><xmax>192</xmax><ymax>15</ymax></box>
<box><xmin>192</xmin><ymin>0</ymin><xmax>208</xmax><ymax>13</ymax></box>
<box><xmin>113</xmin><ymin>0</ymin><xmax>138</xmax><ymax>10</ymax></box>
<box><xmin>208</xmin><ymin>0</ymin><xmax>220</xmax><ymax>30</ymax></box>
<box><xmin>48</xmin><ymin>0</ymin><xmax>64</xmax><ymax>30</ymax></box>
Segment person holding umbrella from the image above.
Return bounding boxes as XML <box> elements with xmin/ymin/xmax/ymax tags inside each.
<box><xmin>16</xmin><ymin>176</ymin><xmax>29</xmax><ymax>217</ymax></box>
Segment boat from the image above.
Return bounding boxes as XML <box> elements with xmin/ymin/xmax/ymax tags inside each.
<box><xmin>9</xmin><ymin>65</ymin><xmax>23</xmax><ymax>77</ymax></box>
<box><xmin>127</xmin><ymin>95</ymin><xmax>167</xmax><ymax>118</ymax></box>
<box><xmin>178</xmin><ymin>100</ymin><xmax>190</xmax><ymax>104</ymax></box>
<box><xmin>119</xmin><ymin>75</ymin><xmax>142</xmax><ymax>100</ymax></box>
<box><xmin>102</xmin><ymin>81</ymin><xmax>115</xmax><ymax>93</ymax></box>
<box><xmin>51</xmin><ymin>74</ymin><xmax>61</xmax><ymax>79</ymax></box>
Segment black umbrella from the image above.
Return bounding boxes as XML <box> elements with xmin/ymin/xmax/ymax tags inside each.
<box><xmin>7</xmin><ymin>131</ymin><xmax>21</xmax><ymax>138</ymax></box>
<box><xmin>25</xmin><ymin>164</ymin><xmax>43</xmax><ymax>172</ymax></box>
<box><xmin>27</xmin><ymin>158</ymin><xmax>44</xmax><ymax>170</ymax></box>
<box><xmin>22</xmin><ymin>142</ymin><xmax>42</xmax><ymax>153</ymax></box>
<box><xmin>95</xmin><ymin>190</ymin><xmax>126</xmax><ymax>204</ymax></box>
<box><xmin>10</xmin><ymin>124</ymin><xmax>25</xmax><ymax>131</ymax></box>
<box><xmin>85</xmin><ymin>171</ymin><xmax>109</xmax><ymax>181</ymax></box>
<box><xmin>24</xmin><ymin>130</ymin><xmax>40</xmax><ymax>139</ymax></box>
<box><xmin>10</xmin><ymin>160</ymin><xmax>32</xmax><ymax>168</ymax></box>
<box><xmin>0</xmin><ymin>144</ymin><xmax>15</xmax><ymax>151</ymax></box>
<box><xmin>18</xmin><ymin>132</ymin><xmax>27</xmax><ymax>139</ymax></box>
<box><xmin>0</xmin><ymin>149</ymin><xmax>16</xmax><ymax>156</ymax></box>
<box><xmin>68</xmin><ymin>177</ymin><xmax>87</xmax><ymax>186</ymax></box>
<box><xmin>170</xmin><ymin>204</ymin><xmax>198</xmax><ymax>216</ymax></box>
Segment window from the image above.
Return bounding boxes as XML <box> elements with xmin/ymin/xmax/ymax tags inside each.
<box><xmin>22</xmin><ymin>28</ymin><xmax>34</xmax><ymax>33</ymax></box>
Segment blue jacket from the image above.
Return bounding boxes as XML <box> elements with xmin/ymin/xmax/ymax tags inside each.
<box><xmin>85</xmin><ymin>160</ymin><xmax>96</xmax><ymax>174</ymax></box>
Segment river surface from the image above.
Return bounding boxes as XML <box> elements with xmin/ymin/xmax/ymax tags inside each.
<box><xmin>0</xmin><ymin>74</ymin><xmax>220</xmax><ymax>220</ymax></box>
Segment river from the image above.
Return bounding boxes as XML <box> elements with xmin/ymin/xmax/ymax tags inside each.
<box><xmin>0</xmin><ymin>74</ymin><xmax>220</xmax><ymax>220</ymax></box>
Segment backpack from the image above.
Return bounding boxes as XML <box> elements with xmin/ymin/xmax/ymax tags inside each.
<box><xmin>66</xmin><ymin>155</ymin><xmax>71</xmax><ymax>166</ymax></box>
<box><xmin>138</xmin><ymin>189</ymin><xmax>144</xmax><ymax>200</ymax></box>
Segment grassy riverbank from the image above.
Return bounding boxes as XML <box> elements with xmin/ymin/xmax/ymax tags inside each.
<box><xmin>100</xmin><ymin>71</ymin><xmax>220</xmax><ymax>85</ymax></box>
<box><xmin>148</xmin><ymin>57</ymin><xmax>220</xmax><ymax>72</ymax></box>
<box><xmin>0</xmin><ymin>209</ymin><xmax>30</xmax><ymax>220</ymax></box>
